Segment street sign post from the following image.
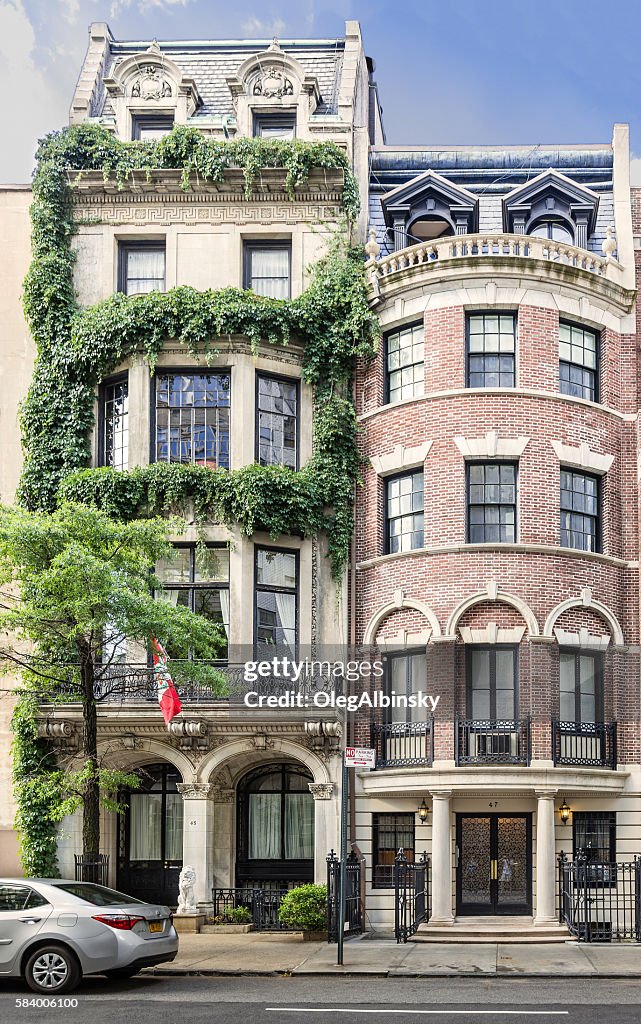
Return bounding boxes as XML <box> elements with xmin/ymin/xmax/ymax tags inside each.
<box><xmin>337</xmin><ymin>747</ymin><xmax>375</xmax><ymax>964</ymax></box>
<box><xmin>344</xmin><ymin>747</ymin><xmax>376</xmax><ymax>769</ymax></box>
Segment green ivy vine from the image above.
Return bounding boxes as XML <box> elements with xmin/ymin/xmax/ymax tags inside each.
<box><xmin>14</xmin><ymin>123</ymin><xmax>378</xmax><ymax>875</ymax></box>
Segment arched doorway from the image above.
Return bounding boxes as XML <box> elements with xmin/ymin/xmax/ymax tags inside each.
<box><xmin>236</xmin><ymin>763</ymin><xmax>314</xmax><ymax>888</ymax></box>
<box><xmin>117</xmin><ymin>762</ymin><xmax>183</xmax><ymax>905</ymax></box>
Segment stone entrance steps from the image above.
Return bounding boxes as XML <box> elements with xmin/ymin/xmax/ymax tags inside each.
<box><xmin>414</xmin><ymin>916</ymin><xmax>571</xmax><ymax>943</ymax></box>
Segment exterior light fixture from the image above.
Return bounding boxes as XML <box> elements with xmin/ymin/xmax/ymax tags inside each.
<box><xmin>418</xmin><ymin>798</ymin><xmax>429</xmax><ymax>822</ymax></box>
<box><xmin>559</xmin><ymin>798</ymin><xmax>571</xmax><ymax>825</ymax></box>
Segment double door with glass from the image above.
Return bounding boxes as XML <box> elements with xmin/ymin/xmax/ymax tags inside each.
<box><xmin>456</xmin><ymin>813</ymin><xmax>532</xmax><ymax>915</ymax></box>
<box><xmin>118</xmin><ymin>763</ymin><xmax>183</xmax><ymax>906</ymax></box>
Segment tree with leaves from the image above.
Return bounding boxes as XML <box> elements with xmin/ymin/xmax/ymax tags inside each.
<box><xmin>0</xmin><ymin>502</ymin><xmax>226</xmax><ymax>863</ymax></box>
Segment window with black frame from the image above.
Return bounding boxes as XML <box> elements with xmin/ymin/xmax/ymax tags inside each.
<box><xmin>559</xmin><ymin>321</ymin><xmax>598</xmax><ymax>402</ymax></box>
<box><xmin>385</xmin><ymin>471</ymin><xmax>424</xmax><ymax>554</ymax></box>
<box><xmin>467</xmin><ymin>313</ymin><xmax>516</xmax><ymax>388</ymax></box>
<box><xmin>101</xmin><ymin>376</ymin><xmax>129</xmax><ymax>469</ymax></box>
<box><xmin>467</xmin><ymin>647</ymin><xmax>518</xmax><ymax>720</ymax></box>
<box><xmin>384</xmin><ymin>651</ymin><xmax>427</xmax><ymax>724</ymax></box>
<box><xmin>385</xmin><ymin>323</ymin><xmax>424</xmax><ymax>404</ymax></box>
<box><xmin>560</xmin><ymin>650</ymin><xmax>603</xmax><ymax>724</ymax></box>
<box><xmin>243</xmin><ymin>241</ymin><xmax>291</xmax><ymax>298</ymax></box>
<box><xmin>131</xmin><ymin>114</ymin><xmax>174</xmax><ymax>140</ymax></box>
<box><xmin>254</xmin><ymin>547</ymin><xmax>297</xmax><ymax>658</ymax></box>
<box><xmin>372</xmin><ymin>813</ymin><xmax>415</xmax><ymax>888</ymax></box>
<box><xmin>256</xmin><ymin>374</ymin><xmax>298</xmax><ymax>468</ymax></box>
<box><xmin>467</xmin><ymin>462</ymin><xmax>517</xmax><ymax>543</ymax></box>
<box><xmin>573</xmin><ymin>811</ymin><xmax>616</xmax><ymax>884</ymax></box>
<box><xmin>118</xmin><ymin>242</ymin><xmax>166</xmax><ymax>295</ymax></box>
<box><xmin>155</xmin><ymin>544</ymin><xmax>229</xmax><ymax>660</ymax></box>
<box><xmin>253</xmin><ymin>112</ymin><xmax>296</xmax><ymax>138</ymax></box>
<box><xmin>560</xmin><ymin>469</ymin><xmax>599</xmax><ymax>552</ymax></box>
<box><xmin>155</xmin><ymin>372</ymin><xmax>230</xmax><ymax>468</ymax></box>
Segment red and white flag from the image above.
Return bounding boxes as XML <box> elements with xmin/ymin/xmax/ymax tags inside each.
<box><xmin>151</xmin><ymin>637</ymin><xmax>182</xmax><ymax>725</ymax></box>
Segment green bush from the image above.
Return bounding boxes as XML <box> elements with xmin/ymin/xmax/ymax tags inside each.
<box><xmin>278</xmin><ymin>884</ymin><xmax>327</xmax><ymax>932</ymax></box>
<box><xmin>227</xmin><ymin>905</ymin><xmax>252</xmax><ymax>924</ymax></box>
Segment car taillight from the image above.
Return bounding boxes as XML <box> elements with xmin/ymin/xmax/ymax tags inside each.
<box><xmin>92</xmin><ymin>914</ymin><xmax>145</xmax><ymax>930</ymax></box>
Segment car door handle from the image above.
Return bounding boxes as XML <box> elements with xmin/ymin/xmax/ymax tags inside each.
<box><xmin>19</xmin><ymin>917</ymin><xmax>42</xmax><ymax>924</ymax></box>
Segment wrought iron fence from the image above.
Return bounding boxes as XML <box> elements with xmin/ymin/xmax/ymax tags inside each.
<box><xmin>558</xmin><ymin>852</ymin><xmax>641</xmax><ymax>941</ymax></box>
<box><xmin>552</xmin><ymin>721</ymin><xmax>617</xmax><ymax>769</ymax></box>
<box><xmin>210</xmin><ymin>886</ymin><xmax>296</xmax><ymax>931</ymax></box>
<box><xmin>327</xmin><ymin>849</ymin><xmax>363</xmax><ymax>942</ymax></box>
<box><xmin>74</xmin><ymin>854</ymin><xmax>110</xmax><ymax>886</ymax></box>
<box><xmin>371</xmin><ymin>720</ymin><xmax>433</xmax><ymax>768</ymax></box>
<box><xmin>394</xmin><ymin>848</ymin><xmax>430</xmax><ymax>943</ymax></box>
<box><xmin>455</xmin><ymin>717</ymin><xmax>531</xmax><ymax>765</ymax></box>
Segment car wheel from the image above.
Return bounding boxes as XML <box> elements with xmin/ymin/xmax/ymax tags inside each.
<box><xmin>24</xmin><ymin>945</ymin><xmax>81</xmax><ymax>994</ymax></box>
<box><xmin>104</xmin><ymin>966</ymin><xmax>141</xmax><ymax>980</ymax></box>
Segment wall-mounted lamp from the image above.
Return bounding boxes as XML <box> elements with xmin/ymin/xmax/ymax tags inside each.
<box><xmin>559</xmin><ymin>798</ymin><xmax>571</xmax><ymax>825</ymax></box>
<box><xmin>418</xmin><ymin>798</ymin><xmax>429</xmax><ymax>823</ymax></box>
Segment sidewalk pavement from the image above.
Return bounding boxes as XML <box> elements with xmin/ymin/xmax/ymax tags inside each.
<box><xmin>149</xmin><ymin>933</ymin><xmax>641</xmax><ymax>978</ymax></box>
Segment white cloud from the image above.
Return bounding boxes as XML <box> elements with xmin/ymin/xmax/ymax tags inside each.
<box><xmin>0</xmin><ymin>0</ymin><xmax>69</xmax><ymax>181</ymax></box>
<box><xmin>241</xmin><ymin>15</ymin><xmax>286</xmax><ymax>37</ymax></box>
<box><xmin>59</xmin><ymin>0</ymin><xmax>80</xmax><ymax>22</ymax></box>
<box><xmin>109</xmin><ymin>0</ymin><xmax>191</xmax><ymax>14</ymax></box>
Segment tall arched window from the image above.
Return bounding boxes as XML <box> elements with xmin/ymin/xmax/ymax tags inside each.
<box><xmin>236</xmin><ymin>763</ymin><xmax>314</xmax><ymax>885</ymax></box>
<box><xmin>118</xmin><ymin>762</ymin><xmax>183</xmax><ymax>905</ymax></box>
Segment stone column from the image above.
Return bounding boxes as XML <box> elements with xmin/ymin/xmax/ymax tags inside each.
<box><xmin>428</xmin><ymin>789</ymin><xmax>454</xmax><ymax>924</ymax></box>
<box><xmin>309</xmin><ymin>782</ymin><xmax>337</xmax><ymax>883</ymax></box>
<box><xmin>176</xmin><ymin>783</ymin><xmax>215</xmax><ymax>908</ymax></box>
<box><xmin>534</xmin><ymin>788</ymin><xmax>558</xmax><ymax>926</ymax></box>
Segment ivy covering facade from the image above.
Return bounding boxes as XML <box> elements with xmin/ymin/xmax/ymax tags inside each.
<box><xmin>13</xmin><ymin>122</ymin><xmax>379</xmax><ymax>875</ymax></box>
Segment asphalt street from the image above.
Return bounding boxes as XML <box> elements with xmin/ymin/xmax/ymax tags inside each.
<box><xmin>2</xmin><ymin>976</ymin><xmax>641</xmax><ymax>1024</ymax></box>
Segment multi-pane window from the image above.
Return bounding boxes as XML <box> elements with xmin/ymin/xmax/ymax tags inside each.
<box><xmin>256</xmin><ymin>374</ymin><xmax>298</xmax><ymax>468</ymax></box>
<box><xmin>467</xmin><ymin>313</ymin><xmax>516</xmax><ymax>388</ymax></box>
<box><xmin>373</xmin><ymin>813</ymin><xmax>415</xmax><ymax>888</ymax></box>
<box><xmin>385</xmin><ymin>324</ymin><xmax>424</xmax><ymax>404</ymax></box>
<box><xmin>155</xmin><ymin>372</ymin><xmax>230</xmax><ymax>468</ymax></box>
<box><xmin>253</xmin><ymin>113</ymin><xmax>296</xmax><ymax>138</ymax></box>
<box><xmin>467</xmin><ymin>647</ymin><xmax>518</xmax><ymax>720</ymax></box>
<box><xmin>131</xmin><ymin>115</ymin><xmax>174</xmax><ymax>141</ymax></box>
<box><xmin>101</xmin><ymin>376</ymin><xmax>128</xmax><ymax>469</ymax></box>
<box><xmin>385</xmin><ymin>651</ymin><xmax>427</xmax><ymax>724</ymax></box>
<box><xmin>243</xmin><ymin>242</ymin><xmax>291</xmax><ymax>298</ymax></box>
<box><xmin>385</xmin><ymin>471</ymin><xmax>424</xmax><ymax>554</ymax></box>
<box><xmin>156</xmin><ymin>544</ymin><xmax>230</xmax><ymax>660</ymax></box>
<box><xmin>255</xmin><ymin>547</ymin><xmax>297</xmax><ymax>657</ymax></box>
<box><xmin>560</xmin><ymin>650</ymin><xmax>603</xmax><ymax>724</ymax></box>
<box><xmin>573</xmin><ymin>811</ymin><xmax>616</xmax><ymax>877</ymax></box>
<box><xmin>559</xmin><ymin>322</ymin><xmax>598</xmax><ymax>402</ymax></box>
<box><xmin>560</xmin><ymin>469</ymin><xmax>599</xmax><ymax>552</ymax></box>
<box><xmin>118</xmin><ymin>242</ymin><xmax>166</xmax><ymax>295</ymax></box>
<box><xmin>467</xmin><ymin>463</ymin><xmax>517</xmax><ymax>543</ymax></box>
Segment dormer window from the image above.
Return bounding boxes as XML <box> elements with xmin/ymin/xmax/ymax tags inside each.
<box><xmin>132</xmin><ymin>114</ymin><xmax>174</xmax><ymax>141</ymax></box>
<box><xmin>253</xmin><ymin>112</ymin><xmax>296</xmax><ymax>139</ymax></box>
<box><xmin>380</xmin><ymin>170</ymin><xmax>478</xmax><ymax>252</ymax></box>
<box><xmin>503</xmin><ymin>170</ymin><xmax>599</xmax><ymax>250</ymax></box>
<box><xmin>530</xmin><ymin>219</ymin><xmax>574</xmax><ymax>244</ymax></box>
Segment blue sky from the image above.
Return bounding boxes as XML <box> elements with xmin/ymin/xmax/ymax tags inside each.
<box><xmin>2</xmin><ymin>0</ymin><xmax>641</xmax><ymax>182</ymax></box>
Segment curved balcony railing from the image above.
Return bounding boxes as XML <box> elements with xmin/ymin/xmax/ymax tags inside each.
<box><xmin>368</xmin><ymin>233</ymin><xmax>624</xmax><ymax>291</ymax></box>
<box><xmin>455</xmin><ymin>717</ymin><xmax>531</xmax><ymax>766</ymax></box>
<box><xmin>552</xmin><ymin>720</ymin><xmax>617</xmax><ymax>770</ymax></box>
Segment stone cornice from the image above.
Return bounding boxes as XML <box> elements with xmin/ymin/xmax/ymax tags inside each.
<box><xmin>356</xmin><ymin>542</ymin><xmax>635</xmax><ymax>572</ymax></box>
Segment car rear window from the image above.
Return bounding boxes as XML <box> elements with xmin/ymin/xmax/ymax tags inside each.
<box><xmin>52</xmin><ymin>883</ymin><xmax>144</xmax><ymax>906</ymax></box>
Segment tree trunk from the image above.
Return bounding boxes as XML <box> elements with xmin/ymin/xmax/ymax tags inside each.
<box><xmin>80</xmin><ymin>645</ymin><xmax>100</xmax><ymax>858</ymax></box>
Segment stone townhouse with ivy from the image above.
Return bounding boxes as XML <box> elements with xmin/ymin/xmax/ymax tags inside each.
<box><xmin>0</xmin><ymin>20</ymin><xmax>383</xmax><ymax>910</ymax></box>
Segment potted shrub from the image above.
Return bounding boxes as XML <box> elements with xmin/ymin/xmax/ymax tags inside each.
<box><xmin>278</xmin><ymin>884</ymin><xmax>328</xmax><ymax>940</ymax></box>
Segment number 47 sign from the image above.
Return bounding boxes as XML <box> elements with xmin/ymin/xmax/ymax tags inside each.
<box><xmin>344</xmin><ymin>747</ymin><xmax>376</xmax><ymax>768</ymax></box>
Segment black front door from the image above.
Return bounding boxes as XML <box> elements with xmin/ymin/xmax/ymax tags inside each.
<box><xmin>456</xmin><ymin>813</ymin><xmax>532</xmax><ymax>915</ymax></box>
<box><xmin>117</xmin><ymin>763</ymin><xmax>183</xmax><ymax>906</ymax></box>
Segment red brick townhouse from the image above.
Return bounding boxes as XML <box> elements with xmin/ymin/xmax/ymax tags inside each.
<box><xmin>352</xmin><ymin>129</ymin><xmax>641</xmax><ymax>937</ymax></box>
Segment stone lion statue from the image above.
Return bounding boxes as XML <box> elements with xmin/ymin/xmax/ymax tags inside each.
<box><xmin>177</xmin><ymin>865</ymin><xmax>197</xmax><ymax>913</ymax></box>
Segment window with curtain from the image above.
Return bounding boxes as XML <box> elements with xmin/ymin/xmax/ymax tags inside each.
<box><xmin>255</xmin><ymin>547</ymin><xmax>297</xmax><ymax>658</ymax></box>
<box><xmin>467</xmin><ymin>313</ymin><xmax>516</xmax><ymax>388</ymax></box>
<box><xmin>467</xmin><ymin>646</ymin><xmax>518</xmax><ymax>720</ymax></box>
<box><xmin>127</xmin><ymin>764</ymin><xmax>183</xmax><ymax>864</ymax></box>
<box><xmin>118</xmin><ymin>242</ymin><xmax>166</xmax><ymax>295</ymax></box>
<box><xmin>241</xmin><ymin>765</ymin><xmax>314</xmax><ymax>862</ymax></box>
<box><xmin>385</xmin><ymin>651</ymin><xmax>427</xmax><ymax>724</ymax></box>
<box><xmin>101</xmin><ymin>376</ymin><xmax>129</xmax><ymax>469</ymax></box>
<box><xmin>559</xmin><ymin>321</ymin><xmax>598</xmax><ymax>402</ymax></box>
<box><xmin>385</xmin><ymin>323</ymin><xmax>424</xmax><ymax>404</ymax></box>
<box><xmin>373</xmin><ymin>813</ymin><xmax>415</xmax><ymax>887</ymax></box>
<box><xmin>560</xmin><ymin>469</ymin><xmax>599</xmax><ymax>552</ymax></box>
<box><xmin>156</xmin><ymin>544</ymin><xmax>230</xmax><ymax>660</ymax></box>
<box><xmin>243</xmin><ymin>241</ymin><xmax>291</xmax><ymax>298</ymax></box>
<box><xmin>559</xmin><ymin>650</ymin><xmax>603</xmax><ymax>724</ymax></box>
<box><xmin>155</xmin><ymin>372</ymin><xmax>230</xmax><ymax>469</ymax></box>
<box><xmin>256</xmin><ymin>374</ymin><xmax>298</xmax><ymax>468</ymax></box>
<box><xmin>385</xmin><ymin>471</ymin><xmax>424</xmax><ymax>553</ymax></box>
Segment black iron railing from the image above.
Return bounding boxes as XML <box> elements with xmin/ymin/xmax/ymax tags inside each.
<box><xmin>74</xmin><ymin>853</ymin><xmax>109</xmax><ymax>886</ymax></box>
<box><xmin>552</xmin><ymin>721</ymin><xmax>617</xmax><ymax>769</ymax></box>
<box><xmin>558</xmin><ymin>852</ymin><xmax>641</xmax><ymax>941</ymax></box>
<box><xmin>371</xmin><ymin>720</ymin><xmax>433</xmax><ymax>768</ymax></box>
<box><xmin>211</xmin><ymin>886</ymin><xmax>297</xmax><ymax>931</ymax></box>
<box><xmin>455</xmin><ymin>717</ymin><xmax>531</xmax><ymax>765</ymax></box>
<box><xmin>394</xmin><ymin>848</ymin><xmax>429</xmax><ymax>943</ymax></box>
<box><xmin>327</xmin><ymin>849</ymin><xmax>362</xmax><ymax>942</ymax></box>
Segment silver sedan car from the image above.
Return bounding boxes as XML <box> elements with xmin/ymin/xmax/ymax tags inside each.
<box><xmin>0</xmin><ymin>879</ymin><xmax>178</xmax><ymax>993</ymax></box>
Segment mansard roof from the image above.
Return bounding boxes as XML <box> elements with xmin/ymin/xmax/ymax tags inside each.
<box><xmin>380</xmin><ymin>169</ymin><xmax>478</xmax><ymax>225</ymax></box>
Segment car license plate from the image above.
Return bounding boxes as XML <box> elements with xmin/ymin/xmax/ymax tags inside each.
<box><xmin>148</xmin><ymin>921</ymin><xmax>163</xmax><ymax>933</ymax></box>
